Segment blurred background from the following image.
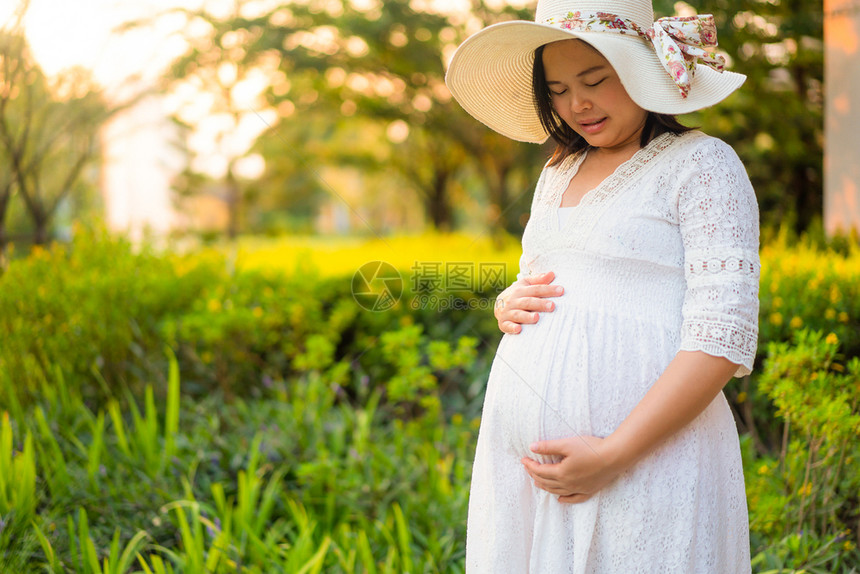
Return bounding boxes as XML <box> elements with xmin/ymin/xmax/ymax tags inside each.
<box><xmin>0</xmin><ymin>0</ymin><xmax>849</xmax><ymax>251</ymax></box>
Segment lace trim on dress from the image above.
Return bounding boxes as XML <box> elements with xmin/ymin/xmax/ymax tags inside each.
<box><xmin>534</xmin><ymin>132</ymin><xmax>689</xmax><ymax>247</ymax></box>
<box><xmin>687</xmin><ymin>256</ymin><xmax>757</xmax><ymax>275</ymax></box>
<box><xmin>680</xmin><ymin>316</ymin><xmax>758</xmax><ymax>375</ymax></box>
<box><xmin>520</xmin><ymin>131</ymin><xmax>706</xmax><ymax>277</ymax></box>
<box><xmin>540</xmin><ymin>152</ymin><xmax>587</xmax><ymax>213</ymax></box>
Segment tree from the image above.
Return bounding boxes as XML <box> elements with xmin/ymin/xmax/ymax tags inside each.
<box><xmin>162</xmin><ymin>0</ymin><xmax>548</xmax><ymax>235</ymax></box>
<box><xmin>0</xmin><ymin>2</ymin><xmax>115</xmax><ymax>254</ymax></box>
<box><xmin>161</xmin><ymin>0</ymin><xmax>824</xmax><ymax>236</ymax></box>
<box><xmin>249</xmin><ymin>103</ymin><xmax>371</xmax><ymax>234</ymax></box>
<box><xmin>674</xmin><ymin>0</ymin><xmax>824</xmax><ymax>232</ymax></box>
<box><xmin>160</xmin><ymin>0</ymin><xmax>279</xmax><ymax>239</ymax></box>
<box><xmin>389</xmin><ymin>125</ymin><xmax>466</xmax><ymax>231</ymax></box>
<box><xmin>268</xmin><ymin>0</ymin><xmax>549</xmax><ymax>233</ymax></box>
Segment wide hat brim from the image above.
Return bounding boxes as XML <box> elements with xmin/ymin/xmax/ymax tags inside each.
<box><xmin>445</xmin><ymin>21</ymin><xmax>746</xmax><ymax>143</ymax></box>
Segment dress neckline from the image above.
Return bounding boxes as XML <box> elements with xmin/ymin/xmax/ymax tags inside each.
<box><xmin>550</xmin><ymin>132</ymin><xmax>677</xmax><ymax>233</ymax></box>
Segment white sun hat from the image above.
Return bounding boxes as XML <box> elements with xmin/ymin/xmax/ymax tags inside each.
<box><xmin>445</xmin><ymin>0</ymin><xmax>746</xmax><ymax>143</ymax></box>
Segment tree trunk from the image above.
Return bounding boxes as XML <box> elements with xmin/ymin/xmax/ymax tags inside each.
<box><xmin>226</xmin><ymin>167</ymin><xmax>240</xmax><ymax>240</ymax></box>
<box><xmin>0</xmin><ymin>190</ymin><xmax>9</xmax><ymax>255</ymax></box>
<box><xmin>0</xmin><ymin>219</ymin><xmax>7</xmax><ymax>272</ymax></box>
<box><xmin>425</xmin><ymin>169</ymin><xmax>453</xmax><ymax>231</ymax></box>
<box><xmin>34</xmin><ymin>217</ymin><xmax>49</xmax><ymax>245</ymax></box>
<box><xmin>795</xmin><ymin>164</ymin><xmax>819</xmax><ymax>233</ymax></box>
<box><xmin>484</xmin><ymin>162</ymin><xmax>519</xmax><ymax>235</ymax></box>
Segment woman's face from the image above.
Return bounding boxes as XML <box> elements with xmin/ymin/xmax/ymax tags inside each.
<box><xmin>541</xmin><ymin>39</ymin><xmax>648</xmax><ymax>152</ymax></box>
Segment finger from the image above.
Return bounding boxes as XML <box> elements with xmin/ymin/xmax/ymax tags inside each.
<box><xmin>529</xmin><ymin>439</ymin><xmax>570</xmax><ymax>457</ymax></box>
<box><xmin>503</xmin><ymin>310</ymin><xmax>540</xmax><ymax>325</ymax></box>
<box><xmin>500</xmin><ymin>321</ymin><xmax>522</xmax><ymax>335</ymax></box>
<box><xmin>523</xmin><ymin>271</ymin><xmax>555</xmax><ymax>285</ymax></box>
<box><xmin>558</xmin><ymin>493</ymin><xmax>593</xmax><ymax>504</ymax></box>
<box><xmin>534</xmin><ymin>482</ymin><xmax>571</xmax><ymax>495</ymax></box>
<box><xmin>497</xmin><ymin>309</ymin><xmax>541</xmax><ymax>335</ymax></box>
<box><xmin>521</xmin><ymin>457</ymin><xmax>561</xmax><ymax>481</ymax></box>
<box><xmin>522</xmin><ymin>467</ymin><xmax>564</xmax><ymax>492</ymax></box>
<box><xmin>511</xmin><ymin>296</ymin><xmax>556</xmax><ymax>312</ymax></box>
<box><xmin>527</xmin><ymin>284</ymin><xmax>565</xmax><ymax>298</ymax></box>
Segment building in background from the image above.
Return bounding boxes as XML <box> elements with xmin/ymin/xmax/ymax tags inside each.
<box><xmin>824</xmin><ymin>0</ymin><xmax>860</xmax><ymax>235</ymax></box>
<box><xmin>100</xmin><ymin>94</ymin><xmax>184</xmax><ymax>242</ymax></box>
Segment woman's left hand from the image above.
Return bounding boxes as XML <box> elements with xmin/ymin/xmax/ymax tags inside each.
<box><xmin>521</xmin><ymin>435</ymin><xmax>624</xmax><ymax>504</ymax></box>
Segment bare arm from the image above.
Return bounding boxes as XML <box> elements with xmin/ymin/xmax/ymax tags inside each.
<box><xmin>604</xmin><ymin>350</ymin><xmax>737</xmax><ymax>468</ymax></box>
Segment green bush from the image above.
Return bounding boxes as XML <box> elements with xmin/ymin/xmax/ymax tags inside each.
<box><xmin>0</xmin><ymin>228</ymin><xmax>220</xmax><ymax>407</ymax></box>
<box><xmin>747</xmin><ymin>330</ymin><xmax>860</xmax><ymax>565</ymax></box>
<box><xmin>1</xmin><ymin>230</ymin><xmax>859</xmax><ymax>571</ymax></box>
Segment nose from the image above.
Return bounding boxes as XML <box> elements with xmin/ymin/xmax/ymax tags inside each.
<box><xmin>569</xmin><ymin>90</ymin><xmax>591</xmax><ymax>113</ymax></box>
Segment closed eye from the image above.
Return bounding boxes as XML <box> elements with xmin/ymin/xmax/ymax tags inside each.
<box><xmin>585</xmin><ymin>77</ymin><xmax>607</xmax><ymax>87</ymax></box>
<box><xmin>550</xmin><ymin>88</ymin><xmax>567</xmax><ymax>96</ymax></box>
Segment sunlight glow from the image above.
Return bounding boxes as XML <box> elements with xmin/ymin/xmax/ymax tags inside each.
<box><xmin>1</xmin><ymin>0</ymin><xmax>490</xmax><ymax>237</ymax></box>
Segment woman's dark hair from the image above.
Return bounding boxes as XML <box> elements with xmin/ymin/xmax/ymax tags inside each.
<box><xmin>532</xmin><ymin>44</ymin><xmax>694</xmax><ymax>167</ymax></box>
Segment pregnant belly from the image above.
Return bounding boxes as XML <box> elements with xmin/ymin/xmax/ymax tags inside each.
<box><xmin>482</xmin><ymin>314</ymin><xmax>593</xmax><ymax>460</ymax></box>
<box><xmin>481</xmin><ymin>307</ymin><xmax>680</xmax><ymax>458</ymax></box>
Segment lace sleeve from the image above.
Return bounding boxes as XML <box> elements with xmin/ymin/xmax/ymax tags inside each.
<box><xmin>677</xmin><ymin>138</ymin><xmax>760</xmax><ymax>376</ymax></box>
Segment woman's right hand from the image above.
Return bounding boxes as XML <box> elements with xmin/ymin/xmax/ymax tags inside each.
<box><xmin>494</xmin><ymin>271</ymin><xmax>564</xmax><ymax>335</ymax></box>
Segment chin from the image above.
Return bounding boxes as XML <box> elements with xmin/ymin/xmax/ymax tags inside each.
<box><xmin>581</xmin><ymin>134</ymin><xmax>612</xmax><ymax>148</ymax></box>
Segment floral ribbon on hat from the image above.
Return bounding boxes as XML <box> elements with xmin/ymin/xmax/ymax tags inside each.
<box><xmin>544</xmin><ymin>11</ymin><xmax>726</xmax><ymax>98</ymax></box>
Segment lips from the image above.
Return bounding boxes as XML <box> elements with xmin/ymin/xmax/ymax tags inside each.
<box><xmin>578</xmin><ymin>117</ymin><xmax>607</xmax><ymax>134</ymax></box>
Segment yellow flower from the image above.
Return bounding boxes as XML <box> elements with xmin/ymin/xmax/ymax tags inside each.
<box><xmin>810</xmin><ymin>372</ymin><xmax>818</xmax><ymax>381</ymax></box>
<box><xmin>843</xmin><ymin>540</ymin><xmax>856</xmax><ymax>552</ymax></box>
<box><xmin>769</xmin><ymin>312</ymin><xmax>783</xmax><ymax>327</ymax></box>
<box><xmin>839</xmin><ymin>311</ymin><xmax>850</xmax><ymax>323</ymax></box>
<box><xmin>736</xmin><ymin>391</ymin><xmax>747</xmax><ymax>403</ymax></box>
<box><xmin>799</xmin><ymin>482</ymin><xmax>813</xmax><ymax>497</ymax></box>
<box><xmin>451</xmin><ymin>413</ymin><xmax>464</xmax><ymax>426</ymax></box>
<box><xmin>207</xmin><ymin>299</ymin><xmax>222</xmax><ymax>312</ymax></box>
<box><xmin>826</xmin><ymin>332</ymin><xmax>839</xmax><ymax>346</ymax></box>
<box><xmin>825</xmin><ymin>308</ymin><xmax>837</xmax><ymax>320</ymax></box>
<box><xmin>830</xmin><ymin>286</ymin><xmax>842</xmax><ymax>304</ymax></box>
<box><xmin>252</xmin><ymin>306</ymin><xmax>264</xmax><ymax>318</ymax></box>
<box><xmin>757</xmin><ymin>464</ymin><xmax>770</xmax><ymax>475</ymax></box>
<box><xmin>789</xmin><ymin>316</ymin><xmax>803</xmax><ymax>329</ymax></box>
<box><xmin>772</xmin><ymin>296</ymin><xmax>783</xmax><ymax>309</ymax></box>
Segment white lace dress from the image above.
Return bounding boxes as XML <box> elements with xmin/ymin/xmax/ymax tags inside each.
<box><xmin>466</xmin><ymin>131</ymin><xmax>759</xmax><ymax>573</ymax></box>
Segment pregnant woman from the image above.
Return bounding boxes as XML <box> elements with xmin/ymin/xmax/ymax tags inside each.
<box><xmin>445</xmin><ymin>0</ymin><xmax>760</xmax><ymax>571</ymax></box>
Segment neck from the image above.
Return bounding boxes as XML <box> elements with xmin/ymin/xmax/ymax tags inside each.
<box><xmin>591</xmin><ymin>118</ymin><xmax>648</xmax><ymax>158</ymax></box>
<box><xmin>591</xmin><ymin>137</ymin><xmax>641</xmax><ymax>161</ymax></box>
